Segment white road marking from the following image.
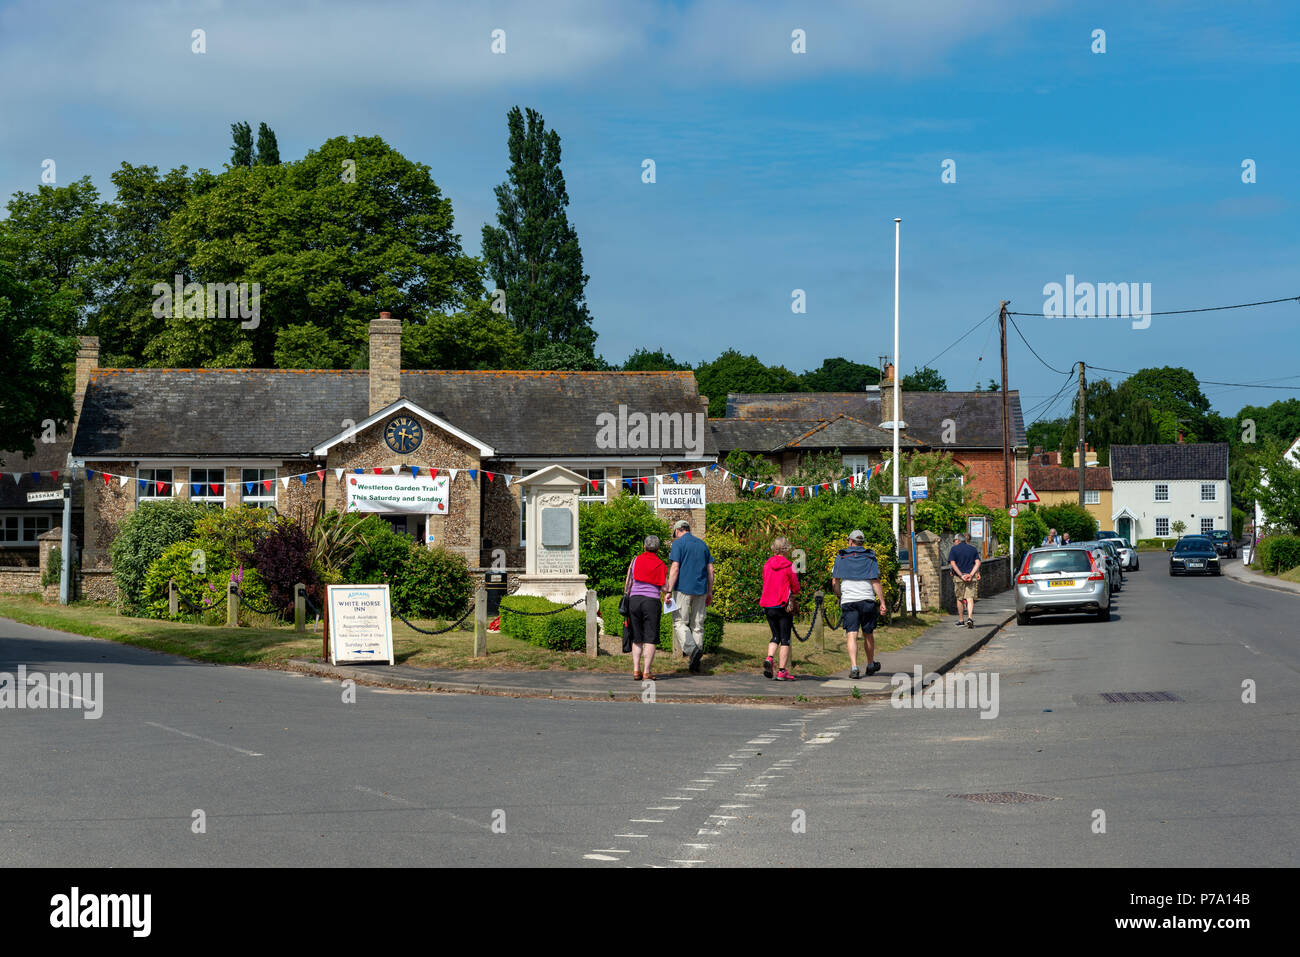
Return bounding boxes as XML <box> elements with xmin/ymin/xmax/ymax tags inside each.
<box><xmin>682</xmin><ymin>786</ymin><xmax>710</xmax><ymax>791</ymax></box>
<box><xmin>629</xmin><ymin>818</ymin><xmax>664</xmax><ymax>823</ymax></box>
<box><xmin>696</xmin><ymin>829</ymin><xmax>722</xmax><ymax>836</ymax></box>
<box><xmin>683</xmin><ymin>843</ymin><xmax>713</xmax><ymax>850</ymax></box>
<box><xmin>144</xmin><ymin>721</ymin><xmax>263</xmax><ymax>757</ymax></box>
<box><xmin>648</xmin><ymin>805</ymin><xmax>680</xmax><ymax>811</ymax></box>
<box><xmin>592</xmin><ymin>848</ymin><xmax>629</xmax><ymax>854</ymax></box>
<box><xmin>671</xmin><ymin>860</ymin><xmax>705</xmax><ymax>865</ymax></box>
<box><xmin>719</xmin><ymin>804</ymin><xmax>751</xmax><ymax>809</ymax></box>
<box><xmin>708</xmin><ymin>815</ymin><xmax>738</xmax><ymax>821</ymax></box>
<box><xmin>354</xmin><ymin>785</ymin><xmax>414</xmax><ymax>805</ymax></box>
<box><xmin>585</xmin><ymin>854</ymin><xmax>619</xmax><ymax>861</ymax></box>
<box><xmin>615</xmin><ymin>833</ymin><xmax>648</xmax><ymax>838</ymax></box>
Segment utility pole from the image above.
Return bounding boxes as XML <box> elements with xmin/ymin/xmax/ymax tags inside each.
<box><xmin>891</xmin><ymin>217</ymin><xmax>901</xmax><ymax>544</ymax></box>
<box><xmin>999</xmin><ymin>300</ymin><xmax>1011</xmax><ymax>507</ymax></box>
<box><xmin>1077</xmin><ymin>361</ymin><xmax>1087</xmax><ymax>506</ymax></box>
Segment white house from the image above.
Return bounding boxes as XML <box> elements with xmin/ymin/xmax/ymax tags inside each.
<box><xmin>1109</xmin><ymin>443</ymin><xmax>1230</xmax><ymax>541</ymax></box>
<box><xmin>1253</xmin><ymin>432</ymin><xmax>1300</xmax><ymax>532</ymax></box>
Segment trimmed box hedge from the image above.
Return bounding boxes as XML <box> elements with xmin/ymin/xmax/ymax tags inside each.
<box><xmin>498</xmin><ymin>595</ymin><xmax>587</xmax><ymax>651</ymax></box>
<box><xmin>1257</xmin><ymin>535</ymin><xmax>1300</xmax><ymax>574</ymax></box>
<box><xmin>598</xmin><ymin>594</ymin><xmax>723</xmax><ymax>653</ymax></box>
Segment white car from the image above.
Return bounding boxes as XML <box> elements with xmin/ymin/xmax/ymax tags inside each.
<box><xmin>1114</xmin><ymin>538</ymin><xmax>1139</xmax><ymax>571</ymax></box>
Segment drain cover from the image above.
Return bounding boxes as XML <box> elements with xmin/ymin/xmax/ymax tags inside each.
<box><xmin>1099</xmin><ymin>691</ymin><xmax>1183</xmax><ymax>703</ymax></box>
<box><xmin>950</xmin><ymin>791</ymin><xmax>1057</xmax><ymax>804</ymax></box>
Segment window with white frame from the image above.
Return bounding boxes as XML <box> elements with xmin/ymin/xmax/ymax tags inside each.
<box><xmin>1200</xmin><ymin>517</ymin><xmax>1215</xmax><ymax>534</ymax></box>
<box><xmin>842</xmin><ymin>455</ymin><xmax>870</xmax><ymax>480</ymax></box>
<box><xmin>241</xmin><ymin>469</ymin><xmax>277</xmax><ymax>508</ymax></box>
<box><xmin>1154</xmin><ymin>516</ymin><xmax>1170</xmax><ymax>537</ymax></box>
<box><xmin>0</xmin><ymin>512</ymin><xmax>52</xmax><ymax>546</ymax></box>
<box><xmin>574</xmin><ymin>467</ymin><xmax>607</xmax><ymax>503</ymax></box>
<box><xmin>622</xmin><ymin>467</ymin><xmax>657</xmax><ymax>502</ymax></box>
<box><xmin>1084</xmin><ymin>489</ymin><xmax>1100</xmax><ymax>505</ymax></box>
<box><xmin>1200</xmin><ymin>483</ymin><xmax>1216</xmax><ymax>502</ymax></box>
<box><xmin>1154</xmin><ymin>483</ymin><xmax>1169</xmax><ymax>502</ymax></box>
<box><xmin>137</xmin><ymin>468</ymin><xmax>174</xmax><ymax>503</ymax></box>
<box><xmin>189</xmin><ymin>468</ymin><xmax>226</xmax><ymax>506</ymax></box>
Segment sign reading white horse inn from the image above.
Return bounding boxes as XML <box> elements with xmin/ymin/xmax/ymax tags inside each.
<box><xmin>346</xmin><ymin>473</ymin><xmax>450</xmax><ymax>514</ymax></box>
<box><xmin>327</xmin><ymin>584</ymin><xmax>395</xmax><ymax>665</ymax></box>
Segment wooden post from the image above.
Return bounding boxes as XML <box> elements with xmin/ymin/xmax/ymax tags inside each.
<box><xmin>168</xmin><ymin>579</ymin><xmax>178</xmax><ymax>618</ymax></box>
<box><xmin>294</xmin><ymin>583</ymin><xmax>305</xmax><ymax>633</ymax></box>
<box><xmin>585</xmin><ymin>588</ymin><xmax>598</xmax><ymax>658</ymax></box>
<box><xmin>473</xmin><ymin>585</ymin><xmax>487</xmax><ymax>658</ymax></box>
<box><xmin>226</xmin><ymin>582</ymin><xmax>238</xmax><ymax>628</ymax></box>
<box><xmin>813</xmin><ymin>590</ymin><xmax>825</xmax><ymax>654</ymax></box>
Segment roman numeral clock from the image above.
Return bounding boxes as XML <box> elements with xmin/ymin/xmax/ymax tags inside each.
<box><xmin>384</xmin><ymin>416</ymin><xmax>424</xmax><ymax>454</ymax></box>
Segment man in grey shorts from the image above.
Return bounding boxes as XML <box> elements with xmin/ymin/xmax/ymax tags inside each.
<box><xmin>832</xmin><ymin>530</ymin><xmax>886</xmax><ymax>679</ymax></box>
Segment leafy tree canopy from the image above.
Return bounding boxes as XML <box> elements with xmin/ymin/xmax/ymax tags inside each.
<box><xmin>695</xmin><ymin>349</ymin><xmax>805</xmax><ymax>417</ymax></box>
<box><xmin>900</xmin><ymin>365</ymin><xmax>947</xmax><ymax>391</ymax></box>
<box><xmin>622</xmin><ymin>347</ymin><xmax>691</xmax><ymax>372</ymax></box>
<box><xmin>800</xmin><ymin>357</ymin><xmax>880</xmax><ymax>392</ymax></box>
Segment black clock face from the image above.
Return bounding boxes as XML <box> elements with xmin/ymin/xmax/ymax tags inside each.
<box><xmin>384</xmin><ymin>416</ymin><xmax>423</xmax><ymax>454</ymax></box>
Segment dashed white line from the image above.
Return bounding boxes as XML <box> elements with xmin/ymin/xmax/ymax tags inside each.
<box><xmin>144</xmin><ymin>721</ymin><xmax>263</xmax><ymax>757</ymax></box>
<box><xmin>629</xmin><ymin>818</ymin><xmax>664</xmax><ymax>823</ymax></box>
<box><xmin>585</xmin><ymin>853</ymin><xmax>620</xmax><ymax>861</ymax></box>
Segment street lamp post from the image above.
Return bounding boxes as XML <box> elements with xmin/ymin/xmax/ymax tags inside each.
<box><xmin>892</xmin><ymin>217</ymin><xmax>901</xmax><ymax>544</ymax></box>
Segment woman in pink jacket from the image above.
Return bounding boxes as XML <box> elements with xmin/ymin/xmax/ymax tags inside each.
<box><xmin>759</xmin><ymin>536</ymin><xmax>801</xmax><ymax>681</ymax></box>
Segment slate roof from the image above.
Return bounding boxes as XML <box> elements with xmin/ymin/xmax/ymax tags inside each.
<box><xmin>710</xmin><ymin>415</ymin><xmax>921</xmax><ymax>453</ymax></box>
<box><xmin>71</xmin><ymin>368</ymin><xmax>715</xmax><ymax>460</ymax></box>
<box><xmin>725</xmin><ymin>391</ymin><xmax>1027</xmax><ymax>449</ymax></box>
<box><xmin>0</xmin><ymin>433</ymin><xmax>82</xmax><ymax>510</ymax></box>
<box><xmin>1028</xmin><ymin>463</ymin><xmax>1112</xmax><ymax>492</ymax></box>
<box><xmin>1109</xmin><ymin>443</ymin><xmax>1229</xmax><ymax>482</ymax></box>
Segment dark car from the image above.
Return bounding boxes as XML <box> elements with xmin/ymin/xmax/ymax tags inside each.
<box><xmin>1169</xmin><ymin>536</ymin><xmax>1221</xmax><ymax>576</ymax></box>
<box><xmin>1206</xmin><ymin>529</ymin><xmax>1237</xmax><ymax>558</ymax></box>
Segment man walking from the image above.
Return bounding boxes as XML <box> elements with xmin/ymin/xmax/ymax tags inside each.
<box><xmin>948</xmin><ymin>532</ymin><xmax>981</xmax><ymax>629</ymax></box>
<box><xmin>832</xmin><ymin>530</ymin><xmax>885</xmax><ymax>680</ymax></box>
<box><xmin>666</xmin><ymin>519</ymin><xmax>714</xmax><ymax>673</ymax></box>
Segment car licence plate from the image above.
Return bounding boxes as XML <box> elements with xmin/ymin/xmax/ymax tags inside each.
<box><xmin>1188</xmin><ymin>561</ymin><xmax>1204</xmax><ymax>568</ymax></box>
<box><xmin>1048</xmin><ymin>579</ymin><xmax>1076</xmax><ymax>588</ymax></box>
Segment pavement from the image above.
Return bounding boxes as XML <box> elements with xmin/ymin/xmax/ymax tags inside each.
<box><xmin>288</xmin><ymin>589</ymin><xmax>1019</xmax><ymax>703</ymax></box>
<box><xmin>1221</xmin><ymin>556</ymin><xmax>1300</xmax><ymax>597</ymax></box>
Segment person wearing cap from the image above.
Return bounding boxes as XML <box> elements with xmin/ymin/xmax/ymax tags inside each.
<box><xmin>948</xmin><ymin>531</ymin><xmax>981</xmax><ymax>629</ymax></box>
<box><xmin>666</xmin><ymin>519</ymin><xmax>714</xmax><ymax>673</ymax></box>
<box><xmin>832</xmin><ymin>530</ymin><xmax>885</xmax><ymax>679</ymax></box>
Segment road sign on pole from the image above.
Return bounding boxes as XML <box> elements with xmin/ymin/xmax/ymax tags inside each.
<box><xmin>1008</xmin><ymin>505</ymin><xmax>1019</xmax><ymax>517</ymax></box>
<box><xmin>879</xmin><ymin>495</ymin><xmax>907</xmax><ymax>504</ymax></box>
<box><xmin>1014</xmin><ymin>479</ymin><xmax>1040</xmax><ymax>504</ymax></box>
<box><xmin>26</xmin><ymin>490</ymin><xmax>63</xmax><ymax>503</ymax></box>
<box><xmin>908</xmin><ymin>476</ymin><xmax>928</xmax><ymax>501</ymax></box>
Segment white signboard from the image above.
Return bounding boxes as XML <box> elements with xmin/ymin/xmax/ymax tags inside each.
<box><xmin>26</xmin><ymin>490</ymin><xmax>63</xmax><ymax>503</ymax></box>
<box><xmin>327</xmin><ymin>584</ymin><xmax>395</xmax><ymax>665</ymax></box>
<box><xmin>969</xmin><ymin>517</ymin><xmax>987</xmax><ymax>539</ymax></box>
<box><xmin>656</xmin><ymin>483</ymin><xmax>706</xmax><ymax>509</ymax></box>
<box><xmin>346</xmin><ymin>473</ymin><xmax>449</xmax><ymax>514</ymax></box>
<box><xmin>908</xmin><ymin>476</ymin><xmax>929</xmax><ymax>500</ymax></box>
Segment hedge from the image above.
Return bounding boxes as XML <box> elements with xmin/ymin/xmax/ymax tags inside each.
<box><xmin>598</xmin><ymin>594</ymin><xmax>724</xmax><ymax>653</ymax></box>
<box><xmin>1135</xmin><ymin>538</ymin><xmax>1178</xmax><ymax>550</ymax></box>
<box><xmin>1257</xmin><ymin>535</ymin><xmax>1300</xmax><ymax>574</ymax></box>
<box><xmin>498</xmin><ymin>595</ymin><xmax>588</xmax><ymax>651</ymax></box>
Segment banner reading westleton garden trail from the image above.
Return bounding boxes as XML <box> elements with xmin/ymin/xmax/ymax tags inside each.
<box><xmin>346</xmin><ymin>474</ymin><xmax>450</xmax><ymax>514</ymax></box>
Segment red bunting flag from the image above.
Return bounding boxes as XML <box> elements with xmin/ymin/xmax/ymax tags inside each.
<box><xmin>51</xmin><ymin>471</ymin><xmax>59</xmax><ymax>484</ymax></box>
<box><xmin>430</xmin><ymin>469</ymin><xmax>439</xmax><ymax>479</ymax></box>
<box><xmin>686</xmin><ymin>470</ymin><xmax>693</xmax><ymax>480</ymax></box>
<box><xmin>640</xmin><ymin>476</ymin><xmax>649</xmax><ymax>485</ymax></box>
<box><xmin>373</xmin><ymin>467</ymin><xmax>383</xmax><ymax>475</ymax></box>
<box><xmin>103</xmin><ymin>472</ymin><xmax>111</xmax><ymax>486</ymax></box>
<box><xmin>262</xmin><ymin>479</ymin><xmax>272</xmax><ymax>491</ymax></box>
<box><xmin>486</xmin><ymin>472</ymin><xmax>494</xmax><ymax>482</ymax></box>
<box><xmin>316</xmin><ymin>470</ymin><xmax>325</xmax><ymax>482</ymax></box>
<box><xmin>210</xmin><ymin>483</ymin><xmax>221</xmax><ymax>495</ymax></box>
<box><xmin>157</xmin><ymin>481</ymin><xmax>166</xmax><ymax>494</ymax></box>
<box><xmin>590</xmin><ymin>479</ymin><xmax>599</xmax><ymax>491</ymax></box>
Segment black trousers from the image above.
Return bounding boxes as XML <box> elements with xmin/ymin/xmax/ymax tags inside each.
<box><xmin>628</xmin><ymin>595</ymin><xmax>662</xmax><ymax>646</ymax></box>
<box><xmin>764</xmin><ymin>606</ymin><xmax>793</xmax><ymax>646</ymax></box>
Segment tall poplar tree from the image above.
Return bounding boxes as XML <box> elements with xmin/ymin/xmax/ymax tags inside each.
<box><xmin>481</xmin><ymin>106</ymin><xmax>597</xmax><ymax>356</ymax></box>
<box><xmin>255</xmin><ymin>123</ymin><xmax>280</xmax><ymax>166</ymax></box>
<box><xmin>230</xmin><ymin>122</ymin><xmax>253</xmax><ymax>167</ymax></box>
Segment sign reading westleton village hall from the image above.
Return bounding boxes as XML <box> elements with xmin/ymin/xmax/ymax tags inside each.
<box><xmin>346</xmin><ymin>473</ymin><xmax>449</xmax><ymax>514</ymax></box>
<box><xmin>327</xmin><ymin>584</ymin><xmax>395</xmax><ymax>665</ymax></box>
<box><xmin>656</xmin><ymin>484</ymin><xmax>706</xmax><ymax>509</ymax></box>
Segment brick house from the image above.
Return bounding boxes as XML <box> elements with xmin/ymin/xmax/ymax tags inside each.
<box><xmin>70</xmin><ymin>315</ymin><xmax>725</xmax><ymax>584</ymax></box>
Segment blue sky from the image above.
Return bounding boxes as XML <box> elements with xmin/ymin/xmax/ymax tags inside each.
<box><xmin>1</xmin><ymin>0</ymin><xmax>1297</xmax><ymax>421</ymax></box>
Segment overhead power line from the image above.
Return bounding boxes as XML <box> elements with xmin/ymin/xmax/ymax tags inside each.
<box><xmin>916</xmin><ymin>309</ymin><xmax>997</xmax><ymax>372</ymax></box>
<box><xmin>1008</xmin><ymin>293</ymin><xmax>1300</xmax><ymax>319</ymax></box>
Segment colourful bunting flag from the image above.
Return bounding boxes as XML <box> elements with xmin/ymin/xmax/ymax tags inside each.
<box><xmin>263</xmin><ymin>479</ymin><xmax>273</xmax><ymax>492</ymax></box>
<box><xmin>372</xmin><ymin>468</ymin><xmax>383</xmax><ymax>475</ymax></box>
<box><xmin>334</xmin><ymin>469</ymin><xmax>344</xmax><ymax>481</ymax></box>
<box><xmin>316</xmin><ymin>470</ymin><xmax>325</xmax><ymax>482</ymax></box>
<box><xmin>299</xmin><ymin>474</ymin><xmax>308</xmax><ymax>485</ymax></box>
<box><xmin>467</xmin><ymin>469</ymin><xmax>477</xmax><ymax>481</ymax></box>
<box><xmin>245</xmin><ymin>482</ymin><xmax>254</xmax><ymax>494</ymax></box>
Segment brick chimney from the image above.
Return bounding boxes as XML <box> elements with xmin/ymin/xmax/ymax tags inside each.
<box><xmin>368</xmin><ymin>313</ymin><xmax>402</xmax><ymax>413</ymax></box>
<box><xmin>881</xmin><ymin>362</ymin><xmax>897</xmax><ymax>425</ymax></box>
<box><xmin>73</xmin><ymin>336</ymin><xmax>99</xmax><ymax>422</ymax></box>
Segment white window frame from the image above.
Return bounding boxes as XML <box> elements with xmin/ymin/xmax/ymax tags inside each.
<box><xmin>1154</xmin><ymin>516</ymin><xmax>1170</xmax><ymax>538</ymax></box>
<box><xmin>518</xmin><ymin>467</ymin><xmax>537</xmax><ymax>548</ymax></box>
<box><xmin>1084</xmin><ymin>489</ymin><xmax>1100</xmax><ymax>505</ymax></box>
<box><xmin>241</xmin><ymin>468</ymin><xmax>277</xmax><ymax>508</ymax></box>
<box><xmin>621</xmin><ymin>467</ymin><xmax>657</xmax><ymax>503</ymax></box>
<box><xmin>1200</xmin><ymin>517</ymin><xmax>1215</xmax><ymax>534</ymax></box>
<box><xmin>1200</xmin><ymin>483</ymin><xmax>1216</xmax><ymax>502</ymax></box>
<box><xmin>188</xmin><ymin>467</ymin><xmax>227</xmax><ymax>507</ymax></box>
<box><xmin>1154</xmin><ymin>483</ymin><xmax>1169</xmax><ymax>502</ymax></box>
<box><xmin>137</xmin><ymin>468</ymin><xmax>174</xmax><ymax>503</ymax></box>
<box><xmin>0</xmin><ymin>512</ymin><xmax>53</xmax><ymax>547</ymax></box>
<box><xmin>575</xmin><ymin>467</ymin><xmax>608</xmax><ymax>504</ymax></box>
<box><xmin>842</xmin><ymin>455</ymin><xmax>870</xmax><ymax>480</ymax></box>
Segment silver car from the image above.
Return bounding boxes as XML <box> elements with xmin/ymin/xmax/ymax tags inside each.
<box><xmin>1112</xmin><ymin>538</ymin><xmax>1139</xmax><ymax>571</ymax></box>
<box><xmin>1015</xmin><ymin>545</ymin><xmax>1111</xmax><ymax>624</ymax></box>
<box><xmin>1076</xmin><ymin>540</ymin><xmax>1122</xmax><ymax>595</ymax></box>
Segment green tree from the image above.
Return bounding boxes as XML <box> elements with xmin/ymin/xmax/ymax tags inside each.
<box><xmin>230</xmin><ymin>122</ymin><xmax>253</xmax><ymax>167</ymax></box>
<box><xmin>900</xmin><ymin>365</ymin><xmax>947</xmax><ymax>391</ymax></box>
<box><xmin>255</xmin><ymin>123</ymin><xmax>280</xmax><ymax>166</ymax></box>
<box><xmin>695</xmin><ymin>349</ymin><xmax>805</xmax><ymax>417</ymax></box>
<box><xmin>526</xmin><ymin>342</ymin><xmax>611</xmax><ymax>371</ymax></box>
<box><xmin>1250</xmin><ymin>439</ymin><xmax>1300</xmax><ymax>532</ymax></box>
<box><xmin>403</xmin><ymin>302</ymin><xmax>526</xmax><ymax>369</ymax></box>
<box><xmin>722</xmin><ymin>450</ymin><xmax>779</xmax><ymax>497</ymax></box>
<box><xmin>622</xmin><ymin>347</ymin><xmax>691</xmax><ymax>372</ymax></box>
<box><xmin>0</xmin><ymin>176</ymin><xmax>106</xmax><ymax>310</ymax></box>
<box><xmin>481</xmin><ymin>106</ymin><xmax>597</xmax><ymax>356</ymax></box>
<box><xmin>273</xmin><ymin>324</ymin><xmax>354</xmax><ymax>369</ymax></box>
<box><xmin>1026</xmin><ymin>416</ymin><xmax>1070</xmax><ymax>456</ymax></box>
<box><xmin>800</xmin><ymin>357</ymin><xmax>880</xmax><ymax>392</ymax></box>
<box><xmin>0</xmin><ymin>262</ymin><xmax>79</xmax><ymax>462</ymax></box>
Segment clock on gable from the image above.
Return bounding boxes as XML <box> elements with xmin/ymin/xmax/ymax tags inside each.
<box><xmin>384</xmin><ymin>416</ymin><xmax>424</xmax><ymax>454</ymax></box>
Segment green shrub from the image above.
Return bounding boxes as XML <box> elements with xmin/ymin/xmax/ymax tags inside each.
<box><xmin>578</xmin><ymin>491</ymin><xmax>670</xmax><ymax>596</ymax></box>
<box><xmin>1135</xmin><ymin>538</ymin><xmax>1177</xmax><ymax>551</ymax></box>
<box><xmin>391</xmin><ymin>546</ymin><xmax>474</xmax><ymax>619</ymax></box>
<box><xmin>1257</xmin><ymin>535</ymin><xmax>1300</xmax><ymax>574</ymax></box>
<box><xmin>1036</xmin><ymin>502</ymin><xmax>1099</xmax><ymax>543</ymax></box>
<box><xmin>140</xmin><ymin>540</ymin><xmax>271</xmax><ymax>622</ymax></box>
<box><xmin>1232</xmin><ymin>507</ymin><xmax>1247</xmax><ymax>541</ymax></box>
<box><xmin>498</xmin><ymin>594</ymin><xmax>587</xmax><ymax>651</ymax></box>
<box><xmin>344</xmin><ymin>517</ymin><xmax>416</xmax><ymax>584</ymax></box>
<box><xmin>192</xmin><ymin>505</ymin><xmax>276</xmax><ymax>568</ymax></box>
<box><xmin>110</xmin><ymin>499</ymin><xmax>206</xmax><ymax>612</ymax></box>
<box><xmin>1012</xmin><ymin>510</ymin><xmax>1048</xmax><ymax>557</ymax></box>
<box><xmin>597</xmin><ymin>594</ymin><xmax>724</xmax><ymax>652</ymax></box>
<box><xmin>41</xmin><ymin>546</ymin><xmax>62</xmax><ymax>587</ymax></box>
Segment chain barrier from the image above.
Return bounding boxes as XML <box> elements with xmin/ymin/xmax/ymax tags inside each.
<box><xmin>302</xmin><ymin>591</ymin><xmax>322</xmax><ymax>618</ymax></box>
<box><xmin>789</xmin><ymin>593</ymin><xmax>822</xmax><ymax>643</ymax></box>
<box><xmin>233</xmin><ymin>586</ymin><xmax>283</xmax><ymax>617</ymax></box>
<box><xmin>821</xmin><ymin>596</ymin><xmax>844</xmax><ymax>631</ymax></box>
<box><xmin>393</xmin><ymin>603</ymin><xmax>476</xmax><ymax>635</ymax></box>
<box><xmin>497</xmin><ymin>595</ymin><xmax>588</xmax><ymax>616</ymax></box>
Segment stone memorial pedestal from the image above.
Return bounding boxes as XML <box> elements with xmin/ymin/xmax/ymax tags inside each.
<box><xmin>513</xmin><ymin>465</ymin><xmax>589</xmax><ymax>606</ymax></box>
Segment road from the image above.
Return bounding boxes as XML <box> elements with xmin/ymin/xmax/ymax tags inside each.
<box><xmin>1</xmin><ymin>560</ymin><xmax>1296</xmax><ymax>867</ymax></box>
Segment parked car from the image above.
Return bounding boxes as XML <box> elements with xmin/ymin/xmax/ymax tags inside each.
<box><xmin>1096</xmin><ymin>539</ymin><xmax>1125</xmax><ymax>591</ymax></box>
<box><xmin>1113</xmin><ymin>538</ymin><xmax>1139</xmax><ymax>571</ymax></box>
<box><xmin>1206</xmin><ymin>529</ymin><xmax>1237</xmax><ymax>558</ymax></box>
<box><xmin>1169</xmin><ymin>536</ymin><xmax>1221</xmax><ymax>576</ymax></box>
<box><xmin>1015</xmin><ymin>545</ymin><xmax>1111</xmax><ymax>624</ymax></box>
<box><xmin>1098</xmin><ymin>530</ymin><xmax>1120</xmax><ymax>542</ymax></box>
<box><xmin>1077</xmin><ymin>540</ymin><xmax>1122</xmax><ymax>594</ymax></box>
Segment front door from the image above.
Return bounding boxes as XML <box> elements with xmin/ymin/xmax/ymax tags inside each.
<box><xmin>1117</xmin><ymin>517</ymin><xmax>1132</xmax><ymax>540</ymax></box>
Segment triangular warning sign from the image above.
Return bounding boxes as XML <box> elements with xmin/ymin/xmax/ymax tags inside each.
<box><xmin>1015</xmin><ymin>479</ymin><xmax>1040</xmax><ymax>503</ymax></box>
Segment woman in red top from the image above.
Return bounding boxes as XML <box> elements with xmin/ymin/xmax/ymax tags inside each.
<box><xmin>623</xmin><ymin>535</ymin><xmax>668</xmax><ymax>680</ymax></box>
<box><xmin>759</xmin><ymin>536</ymin><xmax>801</xmax><ymax>680</ymax></box>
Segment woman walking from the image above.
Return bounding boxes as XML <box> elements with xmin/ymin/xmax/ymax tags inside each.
<box><xmin>759</xmin><ymin>536</ymin><xmax>801</xmax><ymax>681</ymax></box>
<box><xmin>624</xmin><ymin>534</ymin><xmax>668</xmax><ymax>680</ymax></box>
